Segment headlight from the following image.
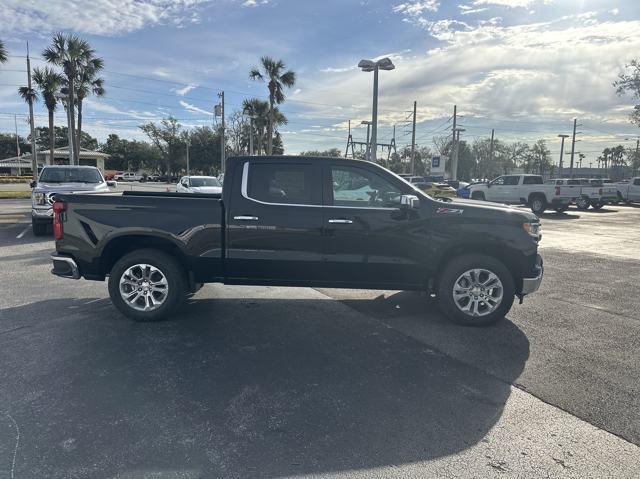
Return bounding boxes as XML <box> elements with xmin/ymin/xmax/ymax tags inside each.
<box><xmin>523</xmin><ymin>222</ymin><xmax>541</xmax><ymax>237</ymax></box>
<box><xmin>32</xmin><ymin>192</ymin><xmax>46</xmax><ymax>205</ymax></box>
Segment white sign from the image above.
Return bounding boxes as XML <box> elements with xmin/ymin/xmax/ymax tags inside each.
<box><xmin>431</xmin><ymin>155</ymin><xmax>445</xmax><ymax>175</ymax></box>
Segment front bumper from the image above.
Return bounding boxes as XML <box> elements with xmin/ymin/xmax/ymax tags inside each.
<box><xmin>51</xmin><ymin>254</ymin><xmax>80</xmax><ymax>279</ymax></box>
<box><xmin>521</xmin><ymin>254</ymin><xmax>543</xmax><ymax>295</ymax></box>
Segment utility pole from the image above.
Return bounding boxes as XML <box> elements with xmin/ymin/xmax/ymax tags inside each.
<box><xmin>558</xmin><ymin>134</ymin><xmax>569</xmax><ymax>177</ymax></box>
<box><xmin>248</xmin><ymin>117</ymin><xmax>254</xmax><ymax>156</ymax></box>
<box><xmin>26</xmin><ymin>43</ymin><xmax>38</xmax><ymax>180</ymax></box>
<box><xmin>186</xmin><ymin>134</ymin><xmax>190</xmax><ymax>175</ymax></box>
<box><xmin>15</xmin><ymin>115</ymin><xmax>22</xmax><ymax>175</ymax></box>
<box><xmin>569</xmin><ymin>118</ymin><xmax>580</xmax><ymax>178</ymax></box>
<box><xmin>451</xmin><ymin>105</ymin><xmax>457</xmax><ymax>180</ymax></box>
<box><xmin>410</xmin><ymin>100</ymin><xmax>417</xmax><ymax>175</ymax></box>
<box><xmin>370</xmin><ymin>65</ymin><xmax>379</xmax><ymax>163</ymax></box>
<box><xmin>218</xmin><ymin>91</ymin><xmax>225</xmax><ymax>173</ymax></box>
<box><xmin>489</xmin><ymin>128</ymin><xmax>495</xmax><ymax>165</ymax></box>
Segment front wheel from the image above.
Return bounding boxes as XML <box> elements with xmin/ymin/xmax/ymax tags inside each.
<box><xmin>437</xmin><ymin>254</ymin><xmax>515</xmax><ymax>326</ymax></box>
<box><xmin>529</xmin><ymin>195</ymin><xmax>547</xmax><ymax>215</ymax></box>
<box><xmin>576</xmin><ymin>197</ymin><xmax>590</xmax><ymax>210</ymax></box>
<box><xmin>108</xmin><ymin>249</ymin><xmax>186</xmax><ymax>322</ymax></box>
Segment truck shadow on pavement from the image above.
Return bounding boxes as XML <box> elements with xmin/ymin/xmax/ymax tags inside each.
<box><xmin>0</xmin><ymin>295</ymin><xmax>529</xmax><ymax>478</ymax></box>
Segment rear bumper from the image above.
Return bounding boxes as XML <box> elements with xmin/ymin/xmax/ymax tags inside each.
<box><xmin>550</xmin><ymin>198</ymin><xmax>571</xmax><ymax>206</ymax></box>
<box><xmin>32</xmin><ymin>207</ymin><xmax>53</xmax><ymax>221</ymax></box>
<box><xmin>51</xmin><ymin>254</ymin><xmax>80</xmax><ymax>280</ymax></box>
<box><xmin>521</xmin><ymin>254</ymin><xmax>543</xmax><ymax>295</ymax></box>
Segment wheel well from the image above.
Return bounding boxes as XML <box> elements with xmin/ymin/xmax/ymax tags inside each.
<box><xmin>100</xmin><ymin>235</ymin><xmax>186</xmax><ymax>276</ymax></box>
<box><xmin>434</xmin><ymin>243</ymin><xmax>523</xmax><ymax>291</ymax></box>
<box><xmin>527</xmin><ymin>192</ymin><xmax>546</xmax><ymax>204</ymax></box>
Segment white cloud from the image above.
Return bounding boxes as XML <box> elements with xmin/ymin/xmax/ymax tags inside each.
<box><xmin>242</xmin><ymin>0</ymin><xmax>269</xmax><ymax>6</ymax></box>
<box><xmin>174</xmin><ymin>84</ymin><xmax>198</xmax><ymax>96</ymax></box>
<box><xmin>179</xmin><ymin>100</ymin><xmax>213</xmax><ymax>116</ymax></box>
<box><xmin>393</xmin><ymin>1</ymin><xmax>440</xmax><ymax>16</ymax></box>
<box><xmin>472</xmin><ymin>0</ymin><xmax>546</xmax><ymax>8</ymax></box>
<box><xmin>152</xmin><ymin>68</ymin><xmax>172</xmax><ymax>78</ymax></box>
<box><xmin>0</xmin><ymin>0</ymin><xmax>212</xmax><ymax>36</ymax></box>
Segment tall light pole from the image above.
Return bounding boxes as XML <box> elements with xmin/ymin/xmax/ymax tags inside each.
<box><xmin>361</xmin><ymin>120</ymin><xmax>372</xmax><ymax>160</ymax></box>
<box><xmin>358</xmin><ymin>57</ymin><xmax>395</xmax><ymax>163</ymax></box>
<box><xmin>452</xmin><ymin>127</ymin><xmax>465</xmax><ymax>180</ymax></box>
<box><xmin>558</xmin><ymin>134</ymin><xmax>569</xmax><ymax>177</ymax></box>
<box><xmin>185</xmin><ymin>133</ymin><xmax>190</xmax><ymax>176</ymax></box>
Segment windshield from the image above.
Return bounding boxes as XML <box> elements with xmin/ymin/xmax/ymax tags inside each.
<box><xmin>39</xmin><ymin>167</ymin><xmax>104</xmax><ymax>184</ymax></box>
<box><xmin>190</xmin><ymin>177</ymin><xmax>221</xmax><ymax>187</ymax></box>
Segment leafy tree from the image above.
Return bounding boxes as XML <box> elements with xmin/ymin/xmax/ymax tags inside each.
<box><xmin>187</xmin><ymin>126</ymin><xmax>223</xmax><ymax>174</ymax></box>
<box><xmin>139</xmin><ymin>117</ymin><xmax>184</xmax><ymax>177</ymax></box>
<box><xmin>249</xmin><ymin>56</ymin><xmax>295</xmax><ymax>155</ymax></box>
<box><xmin>524</xmin><ymin>139</ymin><xmax>552</xmax><ymax>175</ymax></box>
<box><xmin>0</xmin><ymin>39</ymin><xmax>7</xmax><ymax>64</ymax></box>
<box><xmin>33</xmin><ymin>67</ymin><xmax>65</xmax><ymax>163</ymax></box>
<box><xmin>614</xmin><ymin>60</ymin><xmax>640</xmax><ymax>126</ymax></box>
<box><xmin>100</xmin><ymin>134</ymin><xmax>162</xmax><ymax>172</ymax></box>
<box><xmin>0</xmin><ymin>133</ymin><xmax>28</xmax><ymax>159</ymax></box>
<box><xmin>43</xmin><ymin>33</ymin><xmax>96</xmax><ymax>164</ymax></box>
<box><xmin>33</xmin><ymin>126</ymin><xmax>97</xmax><ymax>150</ymax></box>
<box><xmin>299</xmin><ymin>148</ymin><xmax>342</xmax><ymax>157</ymax></box>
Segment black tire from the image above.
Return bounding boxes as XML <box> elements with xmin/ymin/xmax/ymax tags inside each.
<box><xmin>576</xmin><ymin>197</ymin><xmax>590</xmax><ymax>210</ymax></box>
<box><xmin>108</xmin><ymin>248</ymin><xmax>187</xmax><ymax>322</ymax></box>
<box><xmin>32</xmin><ymin>219</ymin><xmax>47</xmax><ymax>236</ymax></box>
<box><xmin>471</xmin><ymin>191</ymin><xmax>486</xmax><ymax>201</ymax></box>
<box><xmin>591</xmin><ymin>202</ymin><xmax>603</xmax><ymax>210</ymax></box>
<box><xmin>529</xmin><ymin>194</ymin><xmax>547</xmax><ymax>215</ymax></box>
<box><xmin>554</xmin><ymin>206</ymin><xmax>568</xmax><ymax>213</ymax></box>
<box><xmin>437</xmin><ymin>254</ymin><xmax>515</xmax><ymax>327</ymax></box>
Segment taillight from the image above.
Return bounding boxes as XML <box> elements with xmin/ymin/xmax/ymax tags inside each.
<box><xmin>555</xmin><ymin>186</ymin><xmax>560</xmax><ymax>196</ymax></box>
<box><xmin>53</xmin><ymin>201</ymin><xmax>66</xmax><ymax>240</ymax></box>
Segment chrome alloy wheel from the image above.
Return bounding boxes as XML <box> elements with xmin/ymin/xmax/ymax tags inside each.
<box><xmin>119</xmin><ymin>263</ymin><xmax>169</xmax><ymax>312</ymax></box>
<box><xmin>452</xmin><ymin>268</ymin><xmax>504</xmax><ymax>317</ymax></box>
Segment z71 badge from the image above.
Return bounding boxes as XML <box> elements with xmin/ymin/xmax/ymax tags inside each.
<box><xmin>436</xmin><ymin>207</ymin><xmax>464</xmax><ymax>215</ymax></box>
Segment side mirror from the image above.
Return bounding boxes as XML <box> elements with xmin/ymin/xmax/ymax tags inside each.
<box><xmin>106</xmin><ymin>180</ymin><xmax>117</xmax><ymax>188</ymax></box>
<box><xmin>400</xmin><ymin>194</ymin><xmax>420</xmax><ymax>209</ymax></box>
<box><xmin>30</xmin><ymin>180</ymin><xmax>36</xmax><ymax>188</ymax></box>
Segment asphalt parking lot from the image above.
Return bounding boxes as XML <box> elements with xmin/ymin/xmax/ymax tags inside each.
<box><xmin>0</xmin><ymin>199</ymin><xmax>638</xmax><ymax>478</ymax></box>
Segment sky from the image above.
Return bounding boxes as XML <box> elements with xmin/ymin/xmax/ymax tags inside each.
<box><xmin>1</xmin><ymin>0</ymin><xmax>640</xmax><ymax>166</ymax></box>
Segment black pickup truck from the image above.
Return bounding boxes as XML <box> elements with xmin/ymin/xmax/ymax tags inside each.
<box><xmin>51</xmin><ymin>156</ymin><xmax>543</xmax><ymax>326</ymax></box>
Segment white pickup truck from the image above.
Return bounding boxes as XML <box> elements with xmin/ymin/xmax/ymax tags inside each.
<box><xmin>469</xmin><ymin>174</ymin><xmax>576</xmax><ymax>214</ymax></box>
<box><xmin>616</xmin><ymin>177</ymin><xmax>640</xmax><ymax>204</ymax></box>
<box><xmin>546</xmin><ymin>178</ymin><xmax>618</xmax><ymax>210</ymax></box>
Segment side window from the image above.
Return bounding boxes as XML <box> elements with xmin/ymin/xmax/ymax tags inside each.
<box><xmin>491</xmin><ymin>176</ymin><xmax>505</xmax><ymax>185</ymax></box>
<box><xmin>330</xmin><ymin>166</ymin><xmax>401</xmax><ymax>208</ymax></box>
<box><xmin>247</xmin><ymin>163</ymin><xmax>320</xmax><ymax>205</ymax></box>
<box><xmin>504</xmin><ymin>176</ymin><xmax>521</xmax><ymax>185</ymax></box>
<box><xmin>634</xmin><ymin>179</ymin><xmax>640</xmax><ymax>186</ymax></box>
<box><xmin>522</xmin><ymin>176</ymin><xmax>542</xmax><ymax>185</ymax></box>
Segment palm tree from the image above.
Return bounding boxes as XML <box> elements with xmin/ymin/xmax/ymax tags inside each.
<box><xmin>75</xmin><ymin>57</ymin><xmax>105</xmax><ymax>155</ymax></box>
<box><xmin>17</xmin><ymin>85</ymin><xmax>38</xmax><ymax>111</ymax></box>
<box><xmin>242</xmin><ymin>98</ymin><xmax>287</xmax><ymax>155</ymax></box>
<box><xmin>0</xmin><ymin>39</ymin><xmax>7</xmax><ymax>64</ymax></box>
<box><xmin>43</xmin><ymin>33</ymin><xmax>94</xmax><ymax>164</ymax></box>
<box><xmin>249</xmin><ymin>56</ymin><xmax>295</xmax><ymax>155</ymax></box>
<box><xmin>33</xmin><ymin>67</ymin><xmax>64</xmax><ymax>164</ymax></box>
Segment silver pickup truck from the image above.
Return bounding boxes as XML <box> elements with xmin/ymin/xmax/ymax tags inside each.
<box><xmin>546</xmin><ymin>178</ymin><xmax>618</xmax><ymax>210</ymax></box>
<box><xmin>31</xmin><ymin>165</ymin><xmax>116</xmax><ymax>235</ymax></box>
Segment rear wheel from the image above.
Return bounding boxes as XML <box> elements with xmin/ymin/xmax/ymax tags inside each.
<box><xmin>471</xmin><ymin>191</ymin><xmax>486</xmax><ymax>201</ymax></box>
<box><xmin>32</xmin><ymin>219</ymin><xmax>47</xmax><ymax>236</ymax></box>
<box><xmin>437</xmin><ymin>254</ymin><xmax>515</xmax><ymax>326</ymax></box>
<box><xmin>529</xmin><ymin>195</ymin><xmax>547</xmax><ymax>215</ymax></box>
<box><xmin>576</xmin><ymin>197</ymin><xmax>590</xmax><ymax>210</ymax></box>
<box><xmin>108</xmin><ymin>249</ymin><xmax>186</xmax><ymax>322</ymax></box>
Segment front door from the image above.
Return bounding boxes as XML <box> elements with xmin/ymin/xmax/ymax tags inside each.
<box><xmin>321</xmin><ymin>163</ymin><xmax>427</xmax><ymax>288</ymax></box>
<box><xmin>225</xmin><ymin>160</ymin><xmax>324</xmax><ymax>283</ymax></box>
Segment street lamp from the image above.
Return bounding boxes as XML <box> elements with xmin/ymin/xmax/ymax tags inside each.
<box><xmin>558</xmin><ymin>134</ymin><xmax>569</xmax><ymax>177</ymax></box>
<box><xmin>358</xmin><ymin>57</ymin><xmax>395</xmax><ymax>163</ymax></box>
<box><xmin>360</xmin><ymin>120</ymin><xmax>372</xmax><ymax>160</ymax></box>
<box><xmin>55</xmin><ymin>92</ymin><xmax>74</xmax><ymax>165</ymax></box>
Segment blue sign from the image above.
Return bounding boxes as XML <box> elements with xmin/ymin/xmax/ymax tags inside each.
<box><xmin>432</xmin><ymin>156</ymin><xmax>441</xmax><ymax>168</ymax></box>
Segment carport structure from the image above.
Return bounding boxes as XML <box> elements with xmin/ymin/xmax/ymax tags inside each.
<box><xmin>0</xmin><ymin>147</ymin><xmax>109</xmax><ymax>175</ymax></box>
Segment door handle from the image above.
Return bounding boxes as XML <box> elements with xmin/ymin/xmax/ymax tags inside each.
<box><xmin>328</xmin><ymin>219</ymin><xmax>353</xmax><ymax>224</ymax></box>
<box><xmin>234</xmin><ymin>215</ymin><xmax>259</xmax><ymax>221</ymax></box>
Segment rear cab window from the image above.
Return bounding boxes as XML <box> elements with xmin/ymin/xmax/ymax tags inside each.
<box><xmin>246</xmin><ymin>162</ymin><xmax>321</xmax><ymax>205</ymax></box>
<box><xmin>522</xmin><ymin>176</ymin><xmax>543</xmax><ymax>185</ymax></box>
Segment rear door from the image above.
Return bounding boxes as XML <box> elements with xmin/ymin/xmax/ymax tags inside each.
<box><xmin>487</xmin><ymin>175</ymin><xmax>519</xmax><ymax>202</ymax></box>
<box><xmin>225</xmin><ymin>160</ymin><xmax>324</xmax><ymax>283</ymax></box>
<box><xmin>321</xmin><ymin>163</ymin><xmax>427</xmax><ymax>288</ymax></box>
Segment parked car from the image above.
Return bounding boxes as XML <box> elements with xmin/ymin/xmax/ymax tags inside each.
<box><xmin>457</xmin><ymin>181</ymin><xmax>482</xmax><ymax>199</ymax></box>
<box><xmin>145</xmin><ymin>173</ymin><xmax>161</xmax><ymax>182</ymax></box>
<box><xmin>114</xmin><ymin>172</ymin><xmax>143</xmax><ymax>182</ymax></box>
<box><xmin>414</xmin><ymin>181</ymin><xmax>457</xmax><ymax>199</ymax></box>
<box><xmin>468</xmin><ymin>174</ymin><xmax>576</xmax><ymax>214</ymax></box>
<box><xmin>176</xmin><ymin>176</ymin><xmax>223</xmax><ymax>194</ymax></box>
<box><xmin>616</xmin><ymin>177</ymin><xmax>640</xmax><ymax>204</ymax></box>
<box><xmin>30</xmin><ymin>165</ymin><xmax>116</xmax><ymax>236</ymax></box>
<box><xmin>50</xmin><ymin>155</ymin><xmax>543</xmax><ymax>327</ymax></box>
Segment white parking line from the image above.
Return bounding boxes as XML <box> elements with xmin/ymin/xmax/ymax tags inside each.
<box><xmin>15</xmin><ymin>226</ymin><xmax>30</xmax><ymax>239</ymax></box>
